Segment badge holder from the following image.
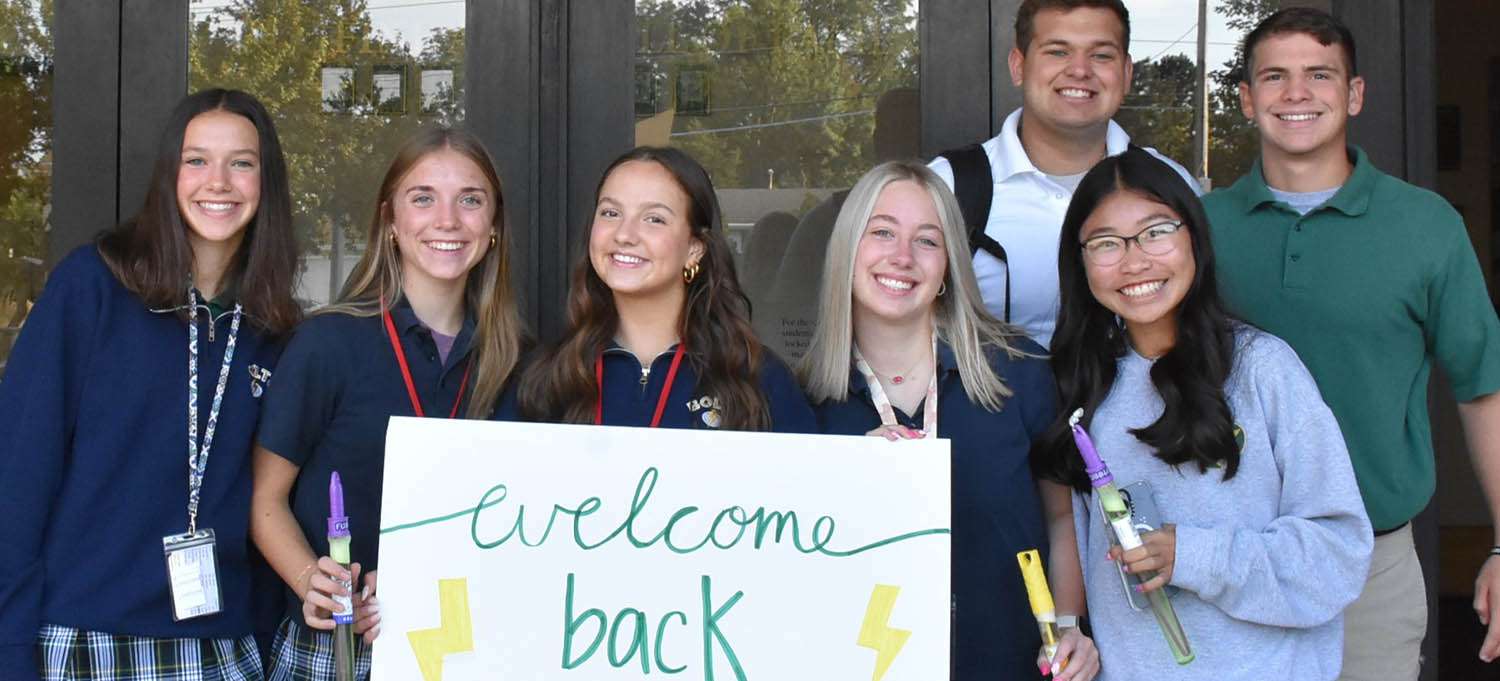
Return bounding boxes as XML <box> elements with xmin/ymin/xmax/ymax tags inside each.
<box><xmin>163</xmin><ymin>529</ymin><xmax>222</xmax><ymax>621</ymax></box>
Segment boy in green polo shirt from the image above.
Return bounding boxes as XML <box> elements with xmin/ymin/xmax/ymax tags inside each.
<box><xmin>1203</xmin><ymin>8</ymin><xmax>1500</xmax><ymax>680</ymax></box>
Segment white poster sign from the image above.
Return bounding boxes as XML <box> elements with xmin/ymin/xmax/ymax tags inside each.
<box><xmin>372</xmin><ymin>418</ymin><xmax>951</xmax><ymax>680</ymax></box>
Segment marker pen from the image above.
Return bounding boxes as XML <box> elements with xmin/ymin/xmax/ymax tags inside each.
<box><xmin>1070</xmin><ymin>409</ymin><xmax>1194</xmax><ymax>665</ymax></box>
<box><xmin>329</xmin><ymin>471</ymin><xmax>357</xmax><ymax>681</ymax></box>
<box><xmin>1016</xmin><ymin>549</ymin><xmax>1065</xmax><ymax>675</ymax></box>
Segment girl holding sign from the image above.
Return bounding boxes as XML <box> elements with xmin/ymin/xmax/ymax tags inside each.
<box><xmin>1031</xmin><ymin>148</ymin><xmax>1370</xmax><ymax>679</ymax></box>
<box><xmin>799</xmin><ymin>160</ymin><xmax>1098</xmax><ymax>681</ymax></box>
<box><xmin>251</xmin><ymin>127</ymin><xmax>525</xmax><ymax>680</ymax></box>
<box><xmin>518</xmin><ymin>146</ymin><xmax>814</xmax><ymax>432</ymax></box>
<box><xmin>0</xmin><ymin>89</ymin><xmax>299</xmax><ymax>680</ymax></box>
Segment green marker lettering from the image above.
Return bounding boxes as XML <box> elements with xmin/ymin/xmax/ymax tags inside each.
<box><xmin>607</xmin><ymin>607</ymin><xmax>650</xmax><ymax>673</ymax></box>
<box><xmin>700</xmin><ymin>575</ymin><xmax>746</xmax><ymax>681</ymax></box>
<box><xmin>561</xmin><ymin>573</ymin><xmax>605</xmax><ymax>669</ymax></box>
<box><xmin>385</xmin><ymin>467</ymin><xmax>952</xmax><ymax>559</ymax></box>
<box><xmin>654</xmin><ymin>611</ymin><xmax>688</xmax><ymax>674</ymax></box>
<box><xmin>709</xmin><ymin>506</ymin><xmax>749</xmax><ymax>550</ymax></box>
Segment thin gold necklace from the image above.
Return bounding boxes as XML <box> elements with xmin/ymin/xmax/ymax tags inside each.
<box><xmin>866</xmin><ymin>348</ymin><xmax>929</xmax><ymax>385</ymax></box>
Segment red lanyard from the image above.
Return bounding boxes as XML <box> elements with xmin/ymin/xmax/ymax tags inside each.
<box><xmin>594</xmin><ymin>344</ymin><xmax>685</xmax><ymax>428</ymax></box>
<box><xmin>382</xmin><ymin>308</ymin><xmax>471</xmax><ymax>418</ymax></box>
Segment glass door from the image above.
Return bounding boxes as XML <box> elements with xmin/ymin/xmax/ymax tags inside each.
<box><xmin>188</xmin><ymin>0</ymin><xmax>469</xmax><ymax>305</ymax></box>
<box><xmin>565</xmin><ymin>0</ymin><xmax>986</xmax><ymax>354</ymax></box>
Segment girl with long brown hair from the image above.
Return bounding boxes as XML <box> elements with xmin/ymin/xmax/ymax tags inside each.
<box><xmin>0</xmin><ymin>88</ymin><xmax>298</xmax><ymax>680</ymax></box>
<box><xmin>519</xmin><ymin>146</ymin><xmax>813</xmax><ymax>432</ymax></box>
<box><xmin>250</xmin><ymin>127</ymin><xmax>525</xmax><ymax>680</ymax></box>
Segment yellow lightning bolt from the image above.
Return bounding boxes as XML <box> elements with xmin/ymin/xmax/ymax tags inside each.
<box><xmin>407</xmin><ymin>578</ymin><xmax>474</xmax><ymax>681</ymax></box>
<box><xmin>856</xmin><ymin>584</ymin><xmax>911</xmax><ymax>681</ymax></box>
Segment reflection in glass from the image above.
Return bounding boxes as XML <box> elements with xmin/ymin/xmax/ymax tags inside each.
<box><xmin>0</xmin><ymin>0</ymin><xmax>52</xmax><ymax>373</ymax></box>
<box><xmin>320</xmin><ymin>66</ymin><xmax>354</xmax><ymax>113</ymax></box>
<box><xmin>189</xmin><ymin>0</ymin><xmax>465</xmax><ymax>306</ymax></box>
<box><xmin>635</xmin><ymin>0</ymin><xmax>920</xmax><ymax>360</ymax></box>
<box><xmin>1117</xmin><ymin>0</ymin><xmax>1287</xmax><ymax>190</ymax></box>
<box><xmin>421</xmin><ymin>68</ymin><xmax>454</xmax><ymax>115</ymax></box>
<box><xmin>373</xmin><ymin>65</ymin><xmax>406</xmax><ymax>114</ymax></box>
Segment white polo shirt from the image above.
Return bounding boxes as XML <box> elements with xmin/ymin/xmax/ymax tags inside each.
<box><xmin>930</xmin><ymin>108</ymin><xmax>1200</xmax><ymax>349</ymax></box>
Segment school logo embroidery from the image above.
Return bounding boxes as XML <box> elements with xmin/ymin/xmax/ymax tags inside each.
<box><xmin>248</xmin><ymin>365</ymin><xmax>271</xmax><ymax>398</ymax></box>
<box><xmin>686</xmin><ymin>395</ymin><xmax>723</xmax><ymax>429</ymax></box>
<box><xmin>1211</xmin><ymin>424</ymin><xmax>1246</xmax><ymax>469</ymax></box>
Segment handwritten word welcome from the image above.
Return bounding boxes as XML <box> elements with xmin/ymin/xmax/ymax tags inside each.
<box><xmin>381</xmin><ymin>467</ymin><xmax>947</xmax><ymax>558</ymax></box>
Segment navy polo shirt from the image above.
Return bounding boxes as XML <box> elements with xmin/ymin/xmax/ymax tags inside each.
<box><xmin>596</xmin><ymin>343</ymin><xmax>817</xmax><ymax>432</ymax></box>
<box><xmin>0</xmin><ymin>247</ymin><xmax>283</xmax><ymax>679</ymax></box>
<box><xmin>256</xmin><ymin>300</ymin><xmax>475</xmax><ymax>613</ymax></box>
<box><xmin>813</xmin><ymin>338</ymin><xmax>1056</xmax><ymax>681</ymax></box>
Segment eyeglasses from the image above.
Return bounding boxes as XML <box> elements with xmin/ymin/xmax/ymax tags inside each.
<box><xmin>1080</xmin><ymin>220</ymin><xmax>1185</xmax><ymax>266</ymax></box>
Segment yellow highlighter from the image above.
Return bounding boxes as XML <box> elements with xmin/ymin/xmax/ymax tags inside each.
<box><xmin>1017</xmin><ymin>549</ymin><xmax>1065</xmax><ymax>675</ymax></box>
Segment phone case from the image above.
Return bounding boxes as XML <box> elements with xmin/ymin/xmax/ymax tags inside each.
<box><xmin>1098</xmin><ymin>480</ymin><xmax>1171</xmax><ymax>610</ymax></box>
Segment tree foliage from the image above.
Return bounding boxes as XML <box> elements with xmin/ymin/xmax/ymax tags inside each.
<box><xmin>190</xmin><ymin>0</ymin><xmax>465</xmax><ymax>256</ymax></box>
<box><xmin>1121</xmin><ymin>0</ymin><xmax>1282</xmax><ymax>189</ymax></box>
<box><xmin>0</xmin><ymin>0</ymin><xmax>51</xmax><ymax>362</ymax></box>
<box><xmin>636</xmin><ymin>0</ymin><xmax>917</xmax><ymax>190</ymax></box>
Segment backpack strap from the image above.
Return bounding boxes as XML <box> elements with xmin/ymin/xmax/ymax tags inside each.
<box><xmin>939</xmin><ymin>143</ymin><xmax>1010</xmax><ymax>322</ymax></box>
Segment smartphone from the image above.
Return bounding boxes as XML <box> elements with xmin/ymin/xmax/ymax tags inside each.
<box><xmin>1098</xmin><ymin>479</ymin><xmax>1171</xmax><ymax>610</ymax></box>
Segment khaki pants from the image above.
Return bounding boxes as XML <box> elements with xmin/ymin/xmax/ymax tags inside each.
<box><xmin>1339</xmin><ymin>523</ymin><xmax>1426</xmax><ymax>681</ymax></box>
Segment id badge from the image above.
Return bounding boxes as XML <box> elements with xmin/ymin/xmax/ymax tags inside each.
<box><xmin>162</xmin><ymin>529</ymin><xmax>222</xmax><ymax>621</ymax></box>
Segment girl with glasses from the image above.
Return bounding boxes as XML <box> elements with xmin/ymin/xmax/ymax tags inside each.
<box><xmin>1032</xmin><ymin>147</ymin><xmax>1371</xmax><ymax>680</ymax></box>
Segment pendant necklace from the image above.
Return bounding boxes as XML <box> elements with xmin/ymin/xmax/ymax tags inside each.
<box><xmin>870</xmin><ymin>349</ymin><xmax>927</xmax><ymax>385</ymax></box>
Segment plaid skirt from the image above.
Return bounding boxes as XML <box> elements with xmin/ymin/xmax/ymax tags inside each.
<box><xmin>37</xmin><ymin>624</ymin><xmax>263</xmax><ymax>681</ymax></box>
<box><xmin>265</xmin><ymin>617</ymin><xmax>371</xmax><ymax>681</ymax></box>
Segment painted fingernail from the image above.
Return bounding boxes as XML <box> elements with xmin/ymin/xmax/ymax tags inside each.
<box><xmin>1134</xmin><ymin>584</ymin><xmax>1145</xmax><ymax>593</ymax></box>
<box><xmin>1039</xmin><ymin>662</ymin><xmax>1051</xmax><ymax>677</ymax></box>
<box><xmin>1051</xmin><ymin>661</ymin><xmax>1061</xmax><ymax>676</ymax></box>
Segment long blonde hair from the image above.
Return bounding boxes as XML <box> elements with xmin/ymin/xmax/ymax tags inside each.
<box><xmin>321</xmin><ymin>127</ymin><xmax>524</xmax><ymax>418</ymax></box>
<box><xmin>798</xmin><ymin>160</ymin><xmax>1027</xmax><ymax>412</ymax></box>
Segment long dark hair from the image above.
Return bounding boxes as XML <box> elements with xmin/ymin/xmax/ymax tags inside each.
<box><xmin>97</xmin><ymin>88</ymin><xmax>300</xmax><ymax>335</ymax></box>
<box><xmin>1032</xmin><ymin>147</ymin><xmax>1240</xmax><ymax>492</ymax></box>
<box><xmin>320</xmin><ymin>127</ymin><xmax>525</xmax><ymax>419</ymax></box>
<box><xmin>519</xmin><ymin>146</ymin><xmax>772</xmax><ymax>429</ymax></box>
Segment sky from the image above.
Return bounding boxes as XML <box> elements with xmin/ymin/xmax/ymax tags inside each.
<box><xmin>1128</xmin><ymin>0</ymin><xmax>1243</xmax><ymax>72</ymax></box>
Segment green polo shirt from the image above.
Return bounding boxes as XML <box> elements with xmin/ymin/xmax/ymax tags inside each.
<box><xmin>1204</xmin><ymin>146</ymin><xmax>1500</xmax><ymax>531</ymax></box>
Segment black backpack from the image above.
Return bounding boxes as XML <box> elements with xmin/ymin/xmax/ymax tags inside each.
<box><xmin>938</xmin><ymin>143</ymin><xmax>1010</xmax><ymax>322</ymax></box>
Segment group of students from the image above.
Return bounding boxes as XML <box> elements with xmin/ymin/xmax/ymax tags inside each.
<box><xmin>2</xmin><ymin>2</ymin><xmax>1499</xmax><ymax>681</ymax></box>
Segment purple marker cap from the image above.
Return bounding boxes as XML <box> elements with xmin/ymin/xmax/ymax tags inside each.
<box><xmin>1070</xmin><ymin>423</ymin><xmax>1114</xmax><ymax>488</ymax></box>
<box><xmin>328</xmin><ymin>471</ymin><xmax>350</xmax><ymax>538</ymax></box>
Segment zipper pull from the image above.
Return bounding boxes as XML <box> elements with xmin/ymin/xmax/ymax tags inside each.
<box><xmin>639</xmin><ymin>365</ymin><xmax>650</xmax><ymax>389</ymax></box>
<box><xmin>207</xmin><ymin>309</ymin><xmax>216</xmax><ymax>343</ymax></box>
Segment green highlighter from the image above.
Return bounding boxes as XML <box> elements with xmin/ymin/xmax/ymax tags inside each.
<box><xmin>1070</xmin><ymin>409</ymin><xmax>1194</xmax><ymax>665</ymax></box>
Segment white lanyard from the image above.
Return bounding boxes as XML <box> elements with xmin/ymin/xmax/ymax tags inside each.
<box><xmin>852</xmin><ymin>333</ymin><xmax>938</xmax><ymax>439</ymax></box>
<box><xmin>186</xmin><ymin>288</ymin><xmax>242</xmax><ymax>534</ymax></box>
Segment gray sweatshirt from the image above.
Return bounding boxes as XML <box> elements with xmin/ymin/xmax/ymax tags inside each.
<box><xmin>1074</xmin><ymin>326</ymin><xmax>1372</xmax><ymax>680</ymax></box>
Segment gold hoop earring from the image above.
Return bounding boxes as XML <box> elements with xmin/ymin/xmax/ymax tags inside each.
<box><xmin>683</xmin><ymin>261</ymin><xmax>701</xmax><ymax>284</ymax></box>
<box><xmin>489</xmin><ymin>232</ymin><xmax>497</xmax><ymax>249</ymax></box>
<box><xmin>389</xmin><ymin>230</ymin><xmax>398</xmax><ymax>251</ymax></box>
